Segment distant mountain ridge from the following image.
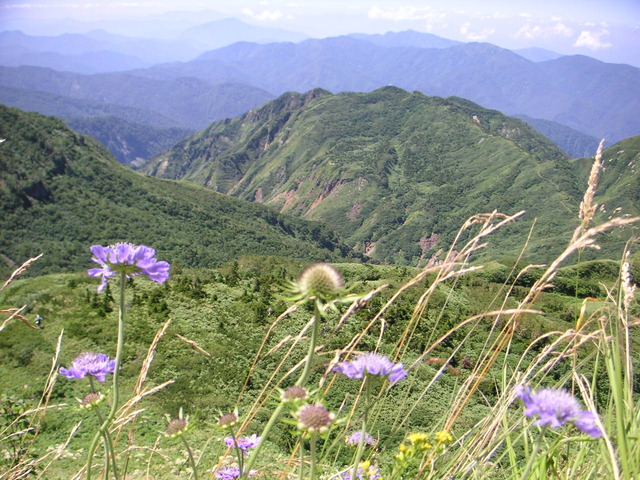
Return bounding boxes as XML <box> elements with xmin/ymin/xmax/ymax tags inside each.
<box><xmin>0</xmin><ymin>66</ymin><xmax>275</xmax><ymax>129</ymax></box>
<box><xmin>2</xmin><ymin>28</ymin><xmax>638</xmax><ymax>161</ymax></box>
<box><xmin>514</xmin><ymin>115</ymin><xmax>601</xmax><ymax>158</ymax></box>
<box><xmin>132</xmin><ymin>36</ymin><xmax>640</xmax><ymax>143</ymax></box>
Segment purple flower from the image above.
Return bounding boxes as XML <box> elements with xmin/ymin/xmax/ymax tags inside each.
<box><xmin>515</xmin><ymin>385</ymin><xmax>602</xmax><ymax>438</ymax></box>
<box><xmin>334</xmin><ymin>353</ymin><xmax>407</xmax><ymax>384</ymax></box>
<box><xmin>224</xmin><ymin>434</ymin><xmax>261</xmax><ymax>453</ymax></box>
<box><xmin>214</xmin><ymin>466</ymin><xmax>256</xmax><ymax>479</ymax></box>
<box><xmin>346</xmin><ymin>430</ymin><xmax>377</xmax><ymax>447</ymax></box>
<box><xmin>60</xmin><ymin>352</ymin><xmax>116</xmax><ymax>382</ymax></box>
<box><xmin>88</xmin><ymin>243</ymin><xmax>170</xmax><ymax>292</ymax></box>
<box><xmin>340</xmin><ymin>461</ymin><xmax>383</xmax><ymax>480</ymax></box>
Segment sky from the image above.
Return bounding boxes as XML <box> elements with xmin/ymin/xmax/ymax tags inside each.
<box><xmin>1</xmin><ymin>0</ymin><xmax>639</xmax><ymax>66</ymax></box>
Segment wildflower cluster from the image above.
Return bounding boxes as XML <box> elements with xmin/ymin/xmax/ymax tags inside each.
<box><xmin>79</xmin><ymin>392</ymin><xmax>105</xmax><ymax>410</ymax></box>
<box><xmin>394</xmin><ymin>430</ymin><xmax>454</xmax><ymax>474</ymax></box>
<box><xmin>224</xmin><ymin>434</ymin><xmax>261</xmax><ymax>454</ymax></box>
<box><xmin>346</xmin><ymin>430</ymin><xmax>377</xmax><ymax>447</ymax></box>
<box><xmin>88</xmin><ymin>242</ymin><xmax>170</xmax><ymax>292</ymax></box>
<box><xmin>296</xmin><ymin>403</ymin><xmax>336</xmax><ymax>436</ymax></box>
<box><xmin>280</xmin><ymin>385</ymin><xmax>309</xmax><ymax>403</ymax></box>
<box><xmin>340</xmin><ymin>460</ymin><xmax>383</xmax><ymax>480</ymax></box>
<box><xmin>217</xmin><ymin>411</ymin><xmax>240</xmax><ymax>430</ymax></box>
<box><xmin>164</xmin><ymin>409</ymin><xmax>191</xmax><ymax>439</ymax></box>
<box><xmin>214</xmin><ymin>466</ymin><xmax>256</xmax><ymax>479</ymax></box>
<box><xmin>515</xmin><ymin>385</ymin><xmax>602</xmax><ymax>438</ymax></box>
<box><xmin>334</xmin><ymin>352</ymin><xmax>407</xmax><ymax>384</ymax></box>
<box><xmin>60</xmin><ymin>352</ymin><xmax>116</xmax><ymax>382</ymax></box>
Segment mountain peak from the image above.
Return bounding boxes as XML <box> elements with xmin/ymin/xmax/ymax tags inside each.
<box><xmin>144</xmin><ymin>88</ymin><xmax>593</xmax><ymax>265</ymax></box>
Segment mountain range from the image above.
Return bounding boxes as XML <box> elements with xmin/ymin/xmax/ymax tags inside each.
<box><xmin>141</xmin><ymin>87</ymin><xmax>639</xmax><ymax>266</ymax></box>
<box><xmin>1</xmin><ymin>28</ymin><xmax>638</xmax><ymax>165</ymax></box>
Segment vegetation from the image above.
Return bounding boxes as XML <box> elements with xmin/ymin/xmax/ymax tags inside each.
<box><xmin>66</xmin><ymin>116</ymin><xmax>193</xmax><ymax>166</ymax></box>
<box><xmin>0</xmin><ymin>105</ymin><xmax>359</xmax><ymax>278</ymax></box>
<box><xmin>0</xmin><ymin>66</ymin><xmax>275</xmax><ymax>129</ymax></box>
<box><xmin>0</xmin><ymin>95</ymin><xmax>638</xmax><ymax>479</ymax></box>
<box><xmin>514</xmin><ymin>115</ymin><xmax>601</xmax><ymax>158</ymax></box>
<box><xmin>145</xmin><ymin>87</ymin><xmax>638</xmax><ymax>265</ymax></box>
<box><xmin>1</xmin><ymin>191</ymin><xmax>637</xmax><ymax>478</ymax></box>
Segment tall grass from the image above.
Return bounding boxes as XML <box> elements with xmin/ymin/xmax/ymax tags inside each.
<box><xmin>1</xmin><ymin>141</ymin><xmax>638</xmax><ymax>479</ymax></box>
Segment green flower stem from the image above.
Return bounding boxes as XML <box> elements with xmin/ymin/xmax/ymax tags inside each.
<box><xmin>181</xmin><ymin>435</ymin><xmax>199</xmax><ymax>480</ymax></box>
<box><xmin>295</xmin><ymin>300</ymin><xmax>322</xmax><ymax>387</ymax></box>
<box><xmin>242</xmin><ymin>299</ymin><xmax>322</xmax><ymax>478</ymax></box>
<box><xmin>88</xmin><ymin>378</ymin><xmax>119</xmax><ymax>480</ymax></box>
<box><xmin>86</xmin><ymin>272</ymin><xmax>126</xmax><ymax>480</ymax></box>
<box><xmin>309</xmin><ymin>434</ymin><xmax>318</xmax><ymax>480</ymax></box>
<box><xmin>228</xmin><ymin>427</ymin><xmax>244</xmax><ymax>476</ymax></box>
<box><xmin>519</xmin><ymin>424</ymin><xmax>548</xmax><ymax>480</ymax></box>
<box><xmin>95</xmin><ymin>406</ymin><xmax>119</xmax><ymax>479</ymax></box>
<box><xmin>299</xmin><ymin>436</ymin><xmax>305</xmax><ymax>480</ymax></box>
<box><xmin>351</xmin><ymin>377</ymin><xmax>371</xmax><ymax>480</ymax></box>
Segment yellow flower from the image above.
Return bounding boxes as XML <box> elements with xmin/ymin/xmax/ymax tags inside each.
<box><xmin>435</xmin><ymin>430</ymin><xmax>453</xmax><ymax>444</ymax></box>
<box><xmin>407</xmin><ymin>432</ymin><xmax>429</xmax><ymax>445</ymax></box>
<box><xmin>399</xmin><ymin>444</ymin><xmax>407</xmax><ymax>452</ymax></box>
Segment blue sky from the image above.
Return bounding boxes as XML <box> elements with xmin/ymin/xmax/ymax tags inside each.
<box><xmin>2</xmin><ymin>0</ymin><xmax>639</xmax><ymax>65</ymax></box>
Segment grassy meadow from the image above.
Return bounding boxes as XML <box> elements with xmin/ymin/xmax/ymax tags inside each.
<box><xmin>1</xmin><ymin>146</ymin><xmax>639</xmax><ymax>480</ymax></box>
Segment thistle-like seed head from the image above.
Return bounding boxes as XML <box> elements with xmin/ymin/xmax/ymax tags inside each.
<box><xmin>296</xmin><ymin>404</ymin><xmax>335</xmax><ymax>434</ymax></box>
<box><xmin>297</xmin><ymin>263</ymin><xmax>343</xmax><ymax>301</ymax></box>
<box><xmin>282</xmin><ymin>385</ymin><xmax>308</xmax><ymax>402</ymax></box>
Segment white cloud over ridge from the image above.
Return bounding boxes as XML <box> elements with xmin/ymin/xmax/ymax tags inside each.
<box><xmin>368</xmin><ymin>5</ymin><xmax>446</xmax><ymax>23</ymax></box>
<box><xmin>460</xmin><ymin>22</ymin><xmax>495</xmax><ymax>41</ymax></box>
<box><xmin>515</xmin><ymin>21</ymin><xmax>573</xmax><ymax>40</ymax></box>
<box><xmin>573</xmin><ymin>30</ymin><xmax>613</xmax><ymax>50</ymax></box>
<box><xmin>241</xmin><ymin>8</ymin><xmax>289</xmax><ymax>21</ymax></box>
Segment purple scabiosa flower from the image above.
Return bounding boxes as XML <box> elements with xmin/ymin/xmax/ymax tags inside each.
<box><xmin>224</xmin><ymin>434</ymin><xmax>261</xmax><ymax>454</ymax></box>
<box><xmin>214</xmin><ymin>466</ymin><xmax>256</xmax><ymax>479</ymax></box>
<box><xmin>60</xmin><ymin>352</ymin><xmax>116</xmax><ymax>382</ymax></box>
<box><xmin>346</xmin><ymin>430</ymin><xmax>377</xmax><ymax>447</ymax></box>
<box><xmin>334</xmin><ymin>352</ymin><xmax>407</xmax><ymax>384</ymax></box>
<box><xmin>340</xmin><ymin>461</ymin><xmax>383</xmax><ymax>480</ymax></box>
<box><xmin>515</xmin><ymin>385</ymin><xmax>602</xmax><ymax>438</ymax></box>
<box><xmin>88</xmin><ymin>243</ymin><xmax>170</xmax><ymax>292</ymax></box>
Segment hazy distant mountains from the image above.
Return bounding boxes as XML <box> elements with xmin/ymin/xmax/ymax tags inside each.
<box><xmin>1</xmin><ymin>26</ymin><xmax>638</xmax><ymax>162</ymax></box>
<box><xmin>0</xmin><ymin>18</ymin><xmax>308</xmax><ymax>70</ymax></box>
<box><xmin>143</xmin><ymin>37</ymin><xmax>638</xmax><ymax>143</ymax></box>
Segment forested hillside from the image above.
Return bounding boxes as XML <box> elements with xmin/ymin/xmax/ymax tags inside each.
<box><xmin>0</xmin><ymin>105</ymin><xmax>359</xmax><ymax>278</ymax></box>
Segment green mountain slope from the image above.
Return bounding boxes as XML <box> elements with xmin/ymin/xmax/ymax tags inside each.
<box><xmin>144</xmin><ymin>87</ymin><xmax>593</xmax><ymax>265</ymax></box>
<box><xmin>572</xmin><ymin>135</ymin><xmax>640</xmax><ymax>220</ymax></box>
<box><xmin>0</xmin><ymin>105</ymin><xmax>359</xmax><ymax>277</ymax></box>
<box><xmin>65</xmin><ymin>116</ymin><xmax>194</xmax><ymax>166</ymax></box>
<box><xmin>514</xmin><ymin>114</ymin><xmax>601</xmax><ymax>158</ymax></box>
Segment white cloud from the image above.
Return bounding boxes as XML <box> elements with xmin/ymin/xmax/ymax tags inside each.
<box><xmin>241</xmin><ymin>7</ymin><xmax>288</xmax><ymax>21</ymax></box>
<box><xmin>515</xmin><ymin>21</ymin><xmax>573</xmax><ymax>39</ymax></box>
<box><xmin>460</xmin><ymin>22</ymin><xmax>495</xmax><ymax>41</ymax></box>
<box><xmin>573</xmin><ymin>30</ymin><xmax>613</xmax><ymax>50</ymax></box>
<box><xmin>552</xmin><ymin>22</ymin><xmax>573</xmax><ymax>36</ymax></box>
<box><xmin>367</xmin><ymin>6</ymin><xmax>446</xmax><ymax>23</ymax></box>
